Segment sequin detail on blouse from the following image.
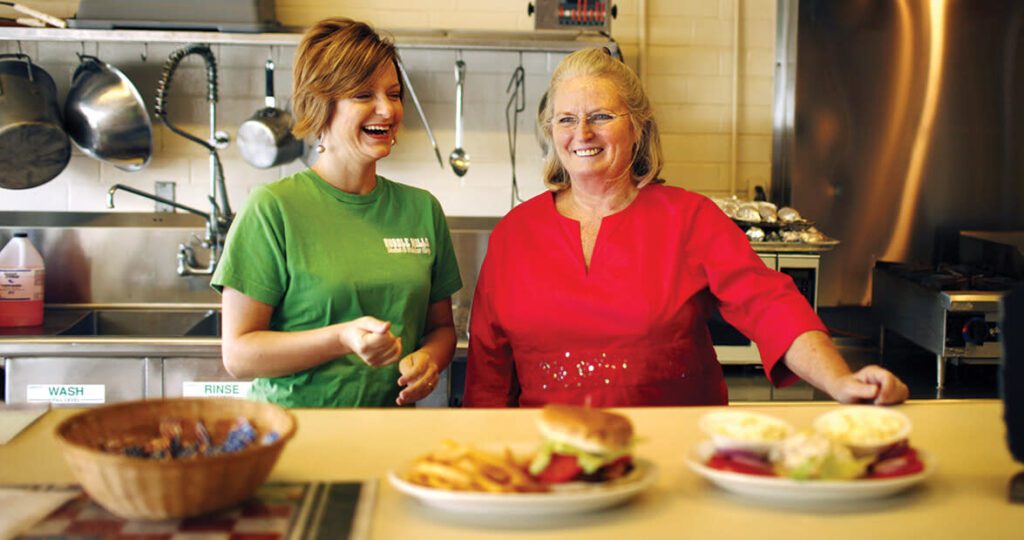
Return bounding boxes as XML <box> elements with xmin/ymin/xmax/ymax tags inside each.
<box><xmin>538</xmin><ymin>352</ymin><xmax>631</xmax><ymax>391</ymax></box>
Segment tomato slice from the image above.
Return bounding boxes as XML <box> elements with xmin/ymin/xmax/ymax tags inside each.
<box><xmin>868</xmin><ymin>447</ymin><xmax>924</xmax><ymax>479</ymax></box>
<box><xmin>536</xmin><ymin>453</ymin><xmax>584</xmax><ymax>483</ymax></box>
<box><xmin>707</xmin><ymin>452</ymin><xmax>776</xmax><ymax>476</ymax></box>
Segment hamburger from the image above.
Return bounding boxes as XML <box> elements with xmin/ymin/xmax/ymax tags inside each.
<box><xmin>528</xmin><ymin>405</ymin><xmax>635</xmax><ymax>483</ymax></box>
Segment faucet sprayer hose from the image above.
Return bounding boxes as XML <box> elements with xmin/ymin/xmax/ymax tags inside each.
<box><xmin>154</xmin><ymin>43</ymin><xmax>219</xmax><ymax>152</ymax></box>
<box><xmin>213</xmin><ymin>153</ymin><xmax>232</xmax><ymax>218</ymax></box>
<box><xmin>153</xmin><ymin>43</ymin><xmax>233</xmax><ymax>222</ymax></box>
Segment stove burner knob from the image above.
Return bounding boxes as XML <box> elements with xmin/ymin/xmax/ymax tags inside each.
<box><xmin>962</xmin><ymin>317</ymin><xmax>991</xmax><ymax>345</ymax></box>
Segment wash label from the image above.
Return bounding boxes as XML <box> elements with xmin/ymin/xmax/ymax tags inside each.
<box><xmin>182</xmin><ymin>381</ymin><xmax>252</xmax><ymax>398</ymax></box>
<box><xmin>27</xmin><ymin>384</ymin><xmax>105</xmax><ymax>404</ymax></box>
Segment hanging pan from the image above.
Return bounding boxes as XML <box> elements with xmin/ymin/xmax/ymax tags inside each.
<box><xmin>0</xmin><ymin>53</ymin><xmax>70</xmax><ymax>189</ymax></box>
<box><xmin>238</xmin><ymin>58</ymin><xmax>302</xmax><ymax>169</ymax></box>
<box><xmin>64</xmin><ymin>54</ymin><xmax>153</xmax><ymax>171</ymax></box>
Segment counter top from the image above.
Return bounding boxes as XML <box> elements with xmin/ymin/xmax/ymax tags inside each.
<box><xmin>0</xmin><ymin>309</ymin><xmax>89</xmax><ymax>338</ymax></box>
<box><xmin>0</xmin><ymin>400</ymin><xmax>1019</xmax><ymax>539</ymax></box>
<box><xmin>0</xmin><ymin>305</ymin><xmax>467</xmax><ymax>356</ymax></box>
<box><xmin>0</xmin><ymin>305</ymin><xmax>222</xmax><ymax>356</ymax></box>
<box><xmin>749</xmin><ymin>241</ymin><xmax>837</xmax><ymax>253</ymax></box>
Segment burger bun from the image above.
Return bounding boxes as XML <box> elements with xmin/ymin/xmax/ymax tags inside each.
<box><xmin>537</xmin><ymin>405</ymin><xmax>633</xmax><ymax>454</ymax></box>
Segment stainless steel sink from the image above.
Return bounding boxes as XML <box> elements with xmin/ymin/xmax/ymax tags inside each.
<box><xmin>184</xmin><ymin>310</ymin><xmax>221</xmax><ymax>337</ymax></box>
<box><xmin>57</xmin><ymin>309</ymin><xmax>221</xmax><ymax>337</ymax></box>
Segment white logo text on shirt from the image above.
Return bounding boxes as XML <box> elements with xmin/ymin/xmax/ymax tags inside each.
<box><xmin>383</xmin><ymin>237</ymin><xmax>431</xmax><ymax>254</ymax></box>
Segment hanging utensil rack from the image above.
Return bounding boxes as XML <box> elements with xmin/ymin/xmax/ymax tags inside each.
<box><xmin>0</xmin><ymin>26</ymin><xmax>619</xmax><ymax>54</ymax></box>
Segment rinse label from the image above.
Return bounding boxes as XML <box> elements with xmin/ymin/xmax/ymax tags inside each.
<box><xmin>26</xmin><ymin>384</ymin><xmax>105</xmax><ymax>404</ymax></box>
<box><xmin>182</xmin><ymin>381</ymin><xmax>252</xmax><ymax>398</ymax></box>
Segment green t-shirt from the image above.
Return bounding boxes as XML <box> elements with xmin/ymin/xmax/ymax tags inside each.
<box><xmin>211</xmin><ymin>170</ymin><xmax>463</xmax><ymax>407</ymax></box>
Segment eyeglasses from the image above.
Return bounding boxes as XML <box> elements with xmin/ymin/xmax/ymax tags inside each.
<box><xmin>552</xmin><ymin>112</ymin><xmax>629</xmax><ymax>130</ymax></box>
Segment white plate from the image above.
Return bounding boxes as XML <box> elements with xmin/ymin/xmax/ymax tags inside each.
<box><xmin>686</xmin><ymin>441</ymin><xmax>934</xmax><ymax>503</ymax></box>
<box><xmin>389</xmin><ymin>459</ymin><xmax>658</xmax><ymax>516</ymax></box>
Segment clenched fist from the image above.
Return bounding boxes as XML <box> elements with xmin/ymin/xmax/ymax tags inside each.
<box><xmin>339</xmin><ymin>316</ymin><xmax>402</xmax><ymax>367</ymax></box>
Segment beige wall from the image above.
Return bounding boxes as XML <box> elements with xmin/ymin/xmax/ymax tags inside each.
<box><xmin>0</xmin><ymin>0</ymin><xmax>775</xmax><ymax>214</ymax></box>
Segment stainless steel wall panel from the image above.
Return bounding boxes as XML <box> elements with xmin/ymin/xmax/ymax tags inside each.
<box><xmin>773</xmin><ymin>0</ymin><xmax>1024</xmax><ymax>305</ymax></box>
<box><xmin>0</xmin><ymin>213</ymin><xmax>498</xmax><ymax>308</ymax></box>
<box><xmin>0</xmin><ymin>212</ymin><xmax>213</xmax><ymax>304</ymax></box>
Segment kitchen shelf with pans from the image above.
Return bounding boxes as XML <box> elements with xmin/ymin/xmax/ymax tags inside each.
<box><xmin>0</xmin><ymin>26</ymin><xmax>618</xmax><ymax>54</ymax></box>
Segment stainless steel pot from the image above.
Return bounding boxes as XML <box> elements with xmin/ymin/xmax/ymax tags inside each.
<box><xmin>64</xmin><ymin>54</ymin><xmax>153</xmax><ymax>171</ymax></box>
<box><xmin>237</xmin><ymin>59</ymin><xmax>301</xmax><ymax>169</ymax></box>
<box><xmin>0</xmin><ymin>53</ymin><xmax>71</xmax><ymax>190</ymax></box>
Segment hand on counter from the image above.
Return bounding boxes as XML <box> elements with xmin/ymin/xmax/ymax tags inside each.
<box><xmin>396</xmin><ymin>351</ymin><xmax>440</xmax><ymax>405</ymax></box>
<box><xmin>832</xmin><ymin>365</ymin><xmax>910</xmax><ymax>405</ymax></box>
<box><xmin>340</xmin><ymin>316</ymin><xmax>403</xmax><ymax>367</ymax></box>
<box><xmin>783</xmin><ymin>330</ymin><xmax>909</xmax><ymax>406</ymax></box>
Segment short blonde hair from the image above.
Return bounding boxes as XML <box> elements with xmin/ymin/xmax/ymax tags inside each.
<box><xmin>292</xmin><ymin>18</ymin><xmax>403</xmax><ymax>139</ymax></box>
<box><xmin>538</xmin><ymin>48</ymin><xmax>664</xmax><ymax>190</ymax></box>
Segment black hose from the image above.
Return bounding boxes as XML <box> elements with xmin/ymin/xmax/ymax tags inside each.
<box><xmin>154</xmin><ymin>43</ymin><xmax>219</xmax><ymax>152</ymax></box>
<box><xmin>153</xmin><ymin>43</ymin><xmax>232</xmax><ymax>220</ymax></box>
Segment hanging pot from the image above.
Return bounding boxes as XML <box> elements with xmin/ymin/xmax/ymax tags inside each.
<box><xmin>0</xmin><ymin>53</ymin><xmax>70</xmax><ymax>190</ymax></box>
<box><xmin>237</xmin><ymin>59</ymin><xmax>302</xmax><ymax>169</ymax></box>
<box><xmin>64</xmin><ymin>54</ymin><xmax>153</xmax><ymax>171</ymax></box>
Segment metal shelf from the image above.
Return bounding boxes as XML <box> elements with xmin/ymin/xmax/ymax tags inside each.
<box><xmin>0</xmin><ymin>26</ymin><xmax>617</xmax><ymax>53</ymax></box>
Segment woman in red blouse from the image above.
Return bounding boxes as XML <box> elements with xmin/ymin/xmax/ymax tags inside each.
<box><xmin>463</xmin><ymin>48</ymin><xmax>908</xmax><ymax>408</ymax></box>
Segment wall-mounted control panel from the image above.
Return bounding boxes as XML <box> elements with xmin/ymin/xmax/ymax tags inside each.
<box><xmin>529</xmin><ymin>0</ymin><xmax>616</xmax><ymax>32</ymax></box>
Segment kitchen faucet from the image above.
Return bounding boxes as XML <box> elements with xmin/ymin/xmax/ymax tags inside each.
<box><xmin>106</xmin><ymin>184</ymin><xmax>230</xmax><ymax>275</ymax></box>
<box><xmin>107</xmin><ymin>43</ymin><xmax>232</xmax><ymax>276</ymax></box>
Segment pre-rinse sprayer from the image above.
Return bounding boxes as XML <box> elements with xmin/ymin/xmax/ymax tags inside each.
<box><xmin>107</xmin><ymin>43</ymin><xmax>233</xmax><ymax>277</ymax></box>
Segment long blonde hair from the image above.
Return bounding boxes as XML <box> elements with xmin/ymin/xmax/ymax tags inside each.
<box><xmin>538</xmin><ymin>48</ymin><xmax>664</xmax><ymax>191</ymax></box>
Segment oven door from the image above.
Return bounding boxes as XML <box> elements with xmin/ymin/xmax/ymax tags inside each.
<box><xmin>711</xmin><ymin>253</ymin><xmax>820</xmax><ymax>364</ymax></box>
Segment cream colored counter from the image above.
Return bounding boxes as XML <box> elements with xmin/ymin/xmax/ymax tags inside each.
<box><xmin>0</xmin><ymin>400</ymin><xmax>1020</xmax><ymax>539</ymax></box>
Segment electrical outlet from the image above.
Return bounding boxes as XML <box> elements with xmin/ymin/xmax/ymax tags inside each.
<box><xmin>154</xmin><ymin>181</ymin><xmax>176</xmax><ymax>213</ymax></box>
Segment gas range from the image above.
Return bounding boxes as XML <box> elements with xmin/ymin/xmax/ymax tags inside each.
<box><xmin>872</xmin><ymin>248</ymin><xmax>1023</xmax><ymax>396</ymax></box>
<box><xmin>880</xmin><ymin>262</ymin><xmax>1020</xmax><ymax>291</ymax></box>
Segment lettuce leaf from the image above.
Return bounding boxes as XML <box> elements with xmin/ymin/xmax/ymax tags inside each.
<box><xmin>528</xmin><ymin>439</ymin><xmax>632</xmax><ymax>475</ymax></box>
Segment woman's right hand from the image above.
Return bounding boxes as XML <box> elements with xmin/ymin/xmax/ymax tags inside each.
<box><xmin>339</xmin><ymin>316</ymin><xmax>403</xmax><ymax>367</ymax></box>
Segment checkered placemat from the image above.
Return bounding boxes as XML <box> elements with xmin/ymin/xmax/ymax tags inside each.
<box><xmin>16</xmin><ymin>482</ymin><xmax>375</xmax><ymax>540</ymax></box>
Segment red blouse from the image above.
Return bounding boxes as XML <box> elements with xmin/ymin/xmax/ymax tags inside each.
<box><xmin>463</xmin><ymin>184</ymin><xmax>827</xmax><ymax>407</ymax></box>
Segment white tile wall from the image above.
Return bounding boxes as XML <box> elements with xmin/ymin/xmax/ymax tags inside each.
<box><xmin>0</xmin><ymin>0</ymin><xmax>777</xmax><ymax>213</ymax></box>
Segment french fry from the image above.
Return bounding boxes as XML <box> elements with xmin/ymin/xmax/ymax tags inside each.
<box><xmin>431</xmin><ymin>439</ymin><xmax>470</xmax><ymax>462</ymax></box>
<box><xmin>403</xmin><ymin>441</ymin><xmax>549</xmax><ymax>493</ymax></box>
<box><xmin>411</xmin><ymin>461</ymin><xmax>473</xmax><ymax>488</ymax></box>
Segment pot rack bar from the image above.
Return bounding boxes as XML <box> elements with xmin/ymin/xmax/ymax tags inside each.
<box><xmin>0</xmin><ymin>27</ymin><xmax>618</xmax><ymax>54</ymax></box>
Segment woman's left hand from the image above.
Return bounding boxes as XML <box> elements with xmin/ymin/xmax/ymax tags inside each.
<box><xmin>396</xmin><ymin>351</ymin><xmax>440</xmax><ymax>405</ymax></box>
<box><xmin>832</xmin><ymin>365</ymin><xmax>910</xmax><ymax>405</ymax></box>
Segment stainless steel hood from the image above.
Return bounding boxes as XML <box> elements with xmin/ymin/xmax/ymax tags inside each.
<box><xmin>772</xmin><ymin>0</ymin><xmax>1024</xmax><ymax>305</ymax></box>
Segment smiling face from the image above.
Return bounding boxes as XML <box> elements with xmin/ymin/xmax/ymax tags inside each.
<box><xmin>322</xmin><ymin>62</ymin><xmax>404</xmax><ymax>165</ymax></box>
<box><xmin>550</xmin><ymin>75</ymin><xmax>637</xmax><ymax>186</ymax></box>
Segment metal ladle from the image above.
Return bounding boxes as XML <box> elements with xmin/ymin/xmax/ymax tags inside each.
<box><xmin>449</xmin><ymin>59</ymin><xmax>470</xmax><ymax>177</ymax></box>
<box><xmin>396</xmin><ymin>58</ymin><xmax>443</xmax><ymax>169</ymax></box>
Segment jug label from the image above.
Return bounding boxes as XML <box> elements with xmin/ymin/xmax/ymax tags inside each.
<box><xmin>182</xmin><ymin>381</ymin><xmax>253</xmax><ymax>398</ymax></box>
<box><xmin>0</xmin><ymin>268</ymin><xmax>44</xmax><ymax>301</ymax></box>
<box><xmin>26</xmin><ymin>384</ymin><xmax>105</xmax><ymax>404</ymax></box>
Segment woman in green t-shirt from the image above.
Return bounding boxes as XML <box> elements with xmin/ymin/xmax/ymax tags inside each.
<box><xmin>212</xmin><ymin>18</ymin><xmax>462</xmax><ymax>407</ymax></box>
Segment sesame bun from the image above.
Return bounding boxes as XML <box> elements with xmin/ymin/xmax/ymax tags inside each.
<box><xmin>536</xmin><ymin>405</ymin><xmax>634</xmax><ymax>454</ymax></box>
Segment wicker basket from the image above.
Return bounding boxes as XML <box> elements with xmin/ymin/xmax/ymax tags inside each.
<box><xmin>55</xmin><ymin>398</ymin><xmax>297</xmax><ymax>520</ymax></box>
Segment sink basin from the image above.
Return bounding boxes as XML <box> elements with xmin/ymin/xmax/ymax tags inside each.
<box><xmin>58</xmin><ymin>309</ymin><xmax>221</xmax><ymax>338</ymax></box>
<box><xmin>184</xmin><ymin>310</ymin><xmax>221</xmax><ymax>337</ymax></box>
